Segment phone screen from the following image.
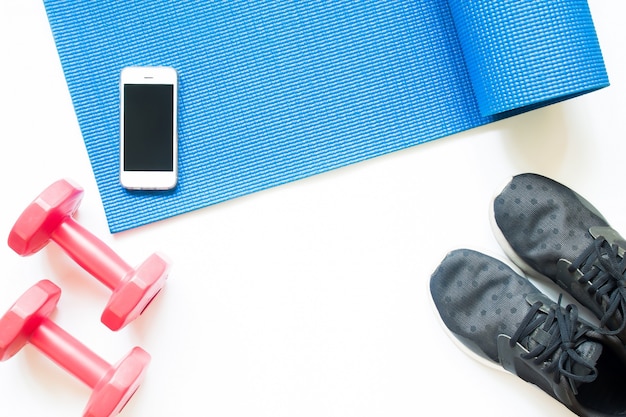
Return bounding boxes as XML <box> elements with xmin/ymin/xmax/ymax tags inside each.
<box><xmin>123</xmin><ymin>84</ymin><xmax>174</xmax><ymax>171</ymax></box>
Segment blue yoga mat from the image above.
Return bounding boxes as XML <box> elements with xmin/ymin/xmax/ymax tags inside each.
<box><xmin>43</xmin><ymin>1</ymin><xmax>608</xmax><ymax>233</ymax></box>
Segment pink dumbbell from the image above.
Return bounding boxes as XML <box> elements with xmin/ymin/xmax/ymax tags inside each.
<box><xmin>0</xmin><ymin>280</ymin><xmax>150</xmax><ymax>417</ymax></box>
<box><xmin>8</xmin><ymin>179</ymin><xmax>170</xmax><ymax>331</ymax></box>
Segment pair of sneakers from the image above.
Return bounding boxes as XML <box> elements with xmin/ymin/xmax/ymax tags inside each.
<box><xmin>430</xmin><ymin>173</ymin><xmax>626</xmax><ymax>417</ymax></box>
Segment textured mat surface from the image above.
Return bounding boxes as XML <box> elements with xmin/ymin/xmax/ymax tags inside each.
<box><xmin>43</xmin><ymin>1</ymin><xmax>608</xmax><ymax>233</ymax></box>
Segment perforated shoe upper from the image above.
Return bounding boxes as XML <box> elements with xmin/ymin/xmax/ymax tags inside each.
<box><xmin>430</xmin><ymin>249</ymin><xmax>626</xmax><ymax>417</ymax></box>
<box><xmin>492</xmin><ymin>173</ymin><xmax>626</xmax><ymax>343</ymax></box>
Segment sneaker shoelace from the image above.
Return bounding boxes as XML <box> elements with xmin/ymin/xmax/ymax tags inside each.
<box><xmin>569</xmin><ymin>237</ymin><xmax>626</xmax><ymax>335</ymax></box>
<box><xmin>510</xmin><ymin>296</ymin><xmax>598</xmax><ymax>394</ymax></box>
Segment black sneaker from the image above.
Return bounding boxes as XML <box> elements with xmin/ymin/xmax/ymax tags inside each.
<box><xmin>492</xmin><ymin>173</ymin><xmax>626</xmax><ymax>343</ymax></box>
<box><xmin>430</xmin><ymin>249</ymin><xmax>626</xmax><ymax>417</ymax></box>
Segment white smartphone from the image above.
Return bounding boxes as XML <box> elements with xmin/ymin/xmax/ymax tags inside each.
<box><xmin>120</xmin><ymin>66</ymin><xmax>178</xmax><ymax>190</ymax></box>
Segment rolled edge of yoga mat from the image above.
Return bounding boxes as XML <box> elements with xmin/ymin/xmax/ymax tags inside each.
<box><xmin>448</xmin><ymin>0</ymin><xmax>609</xmax><ymax>118</ymax></box>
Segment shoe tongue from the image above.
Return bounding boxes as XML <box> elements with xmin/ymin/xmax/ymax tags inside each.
<box><xmin>572</xmin><ymin>340</ymin><xmax>603</xmax><ymax>379</ymax></box>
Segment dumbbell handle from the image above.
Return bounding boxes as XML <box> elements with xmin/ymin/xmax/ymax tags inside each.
<box><xmin>51</xmin><ymin>216</ymin><xmax>132</xmax><ymax>290</ymax></box>
<box><xmin>30</xmin><ymin>318</ymin><xmax>110</xmax><ymax>389</ymax></box>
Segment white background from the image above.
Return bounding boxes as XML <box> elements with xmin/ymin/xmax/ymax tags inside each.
<box><xmin>1</xmin><ymin>1</ymin><xmax>625</xmax><ymax>416</ymax></box>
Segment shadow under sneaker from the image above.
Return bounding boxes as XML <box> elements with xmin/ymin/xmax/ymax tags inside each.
<box><xmin>492</xmin><ymin>173</ymin><xmax>626</xmax><ymax>343</ymax></box>
<box><xmin>430</xmin><ymin>249</ymin><xmax>626</xmax><ymax>417</ymax></box>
